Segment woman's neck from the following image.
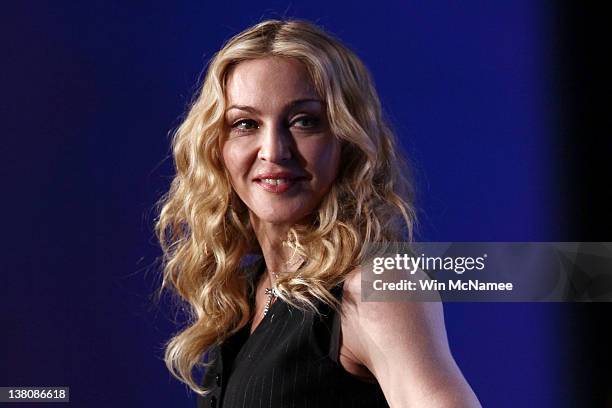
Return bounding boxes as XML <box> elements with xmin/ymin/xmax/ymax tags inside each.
<box><xmin>250</xmin><ymin>217</ymin><xmax>303</xmax><ymax>278</ymax></box>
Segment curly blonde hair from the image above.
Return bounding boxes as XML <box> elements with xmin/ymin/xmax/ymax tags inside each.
<box><xmin>155</xmin><ymin>18</ymin><xmax>416</xmax><ymax>395</ymax></box>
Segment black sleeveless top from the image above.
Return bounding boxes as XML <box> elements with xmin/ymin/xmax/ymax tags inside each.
<box><xmin>196</xmin><ymin>261</ymin><xmax>389</xmax><ymax>408</ymax></box>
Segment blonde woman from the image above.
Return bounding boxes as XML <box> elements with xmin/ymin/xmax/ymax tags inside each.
<box><xmin>157</xmin><ymin>19</ymin><xmax>480</xmax><ymax>408</ymax></box>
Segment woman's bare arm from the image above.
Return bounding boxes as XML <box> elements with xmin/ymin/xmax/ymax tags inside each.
<box><xmin>340</xmin><ymin>268</ymin><xmax>482</xmax><ymax>408</ymax></box>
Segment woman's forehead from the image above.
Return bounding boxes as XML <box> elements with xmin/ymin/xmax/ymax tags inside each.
<box><xmin>225</xmin><ymin>57</ymin><xmax>319</xmax><ymax>108</ymax></box>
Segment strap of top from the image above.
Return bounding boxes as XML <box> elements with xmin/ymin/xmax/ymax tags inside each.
<box><xmin>327</xmin><ymin>282</ymin><xmax>345</xmax><ymax>364</ymax></box>
<box><xmin>243</xmin><ymin>257</ymin><xmax>266</xmax><ymax>307</ymax></box>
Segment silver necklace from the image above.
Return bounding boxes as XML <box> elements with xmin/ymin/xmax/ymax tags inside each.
<box><xmin>262</xmin><ymin>271</ymin><xmax>279</xmax><ymax>317</ymax></box>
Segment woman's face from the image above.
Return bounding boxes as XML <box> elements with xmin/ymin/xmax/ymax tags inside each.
<box><xmin>222</xmin><ymin>57</ymin><xmax>341</xmax><ymax>225</ymax></box>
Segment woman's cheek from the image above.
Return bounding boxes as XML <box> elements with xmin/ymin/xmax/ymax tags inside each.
<box><xmin>223</xmin><ymin>141</ymin><xmax>251</xmax><ymax>178</ymax></box>
<box><xmin>312</xmin><ymin>140</ymin><xmax>341</xmax><ymax>176</ymax></box>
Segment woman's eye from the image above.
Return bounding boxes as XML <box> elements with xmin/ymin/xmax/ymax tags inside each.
<box><xmin>231</xmin><ymin>119</ymin><xmax>258</xmax><ymax>132</ymax></box>
<box><xmin>292</xmin><ymin>116</ymin><xmax>320</xmax><ymax>129</ymax></box>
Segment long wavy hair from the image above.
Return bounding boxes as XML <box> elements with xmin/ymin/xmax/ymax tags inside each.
<box><xmin>156</xmin><ymin>19</ymin><xmax>416</xmax><ymax>395</ymax></box>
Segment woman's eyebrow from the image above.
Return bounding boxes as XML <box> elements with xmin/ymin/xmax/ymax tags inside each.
<box><xmin>225</xmin><ymin>98</ymin><xmax>323</xmax><ymax>114</ymax></box>
<box><xmin>287</xmin><ymin>98</ymin><xmax>323</xmax><ymax>110</ymax></box>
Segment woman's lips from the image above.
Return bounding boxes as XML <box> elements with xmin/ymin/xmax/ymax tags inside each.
<box><xmin>253</xmin><ymin>177</ymin><xmax>301</xmax><ymax>193</ymax></box>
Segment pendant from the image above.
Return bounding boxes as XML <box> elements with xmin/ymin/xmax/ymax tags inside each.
<box><xmin>263</xmin><ymin>287</ymin><xmax>278</xmax><ymax>317</ymax></box>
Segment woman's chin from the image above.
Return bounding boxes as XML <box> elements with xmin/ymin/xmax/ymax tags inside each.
<box><xmin>254</xmin><ymin>213</ymin><xmax>301</xmax><ymax>225</ymax></box>
<box><xmin>250</xmin><ymin>207</ymin><xmax>310</xmax><ymax>226</ymax></box>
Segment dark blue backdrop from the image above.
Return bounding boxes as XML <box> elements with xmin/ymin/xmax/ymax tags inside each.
<box><xmin>2</xmin><ymin>1</ymin><xmax>574</xmax><ymax>407</ymax></box>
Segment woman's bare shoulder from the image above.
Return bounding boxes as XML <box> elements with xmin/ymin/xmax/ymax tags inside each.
<box><xmin>340</xmin><ymin>266</ymin><xmax>481</xmax><ymax>407</ymax></box>
<box><xmin>341</xmin><ymin>266</ymin><xmax>447</xmax><ymax>354</ymax></box>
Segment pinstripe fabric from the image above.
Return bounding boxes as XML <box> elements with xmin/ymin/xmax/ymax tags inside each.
<box><xmin>197</xmin><ymin>260</ymin><xmax>389</xmax><ymax>408</ymax></box>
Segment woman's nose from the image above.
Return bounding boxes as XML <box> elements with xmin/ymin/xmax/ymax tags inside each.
<box><xmin>257</xmin><ymin>123</ymin><xmax>292</xmax><ymax>163</ymax></box>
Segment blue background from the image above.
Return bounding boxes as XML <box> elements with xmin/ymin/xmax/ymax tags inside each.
<box><xmin>2</xmin><ymin>1</ymin><xmax>574</xmax><ymax>407</ymax></box>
